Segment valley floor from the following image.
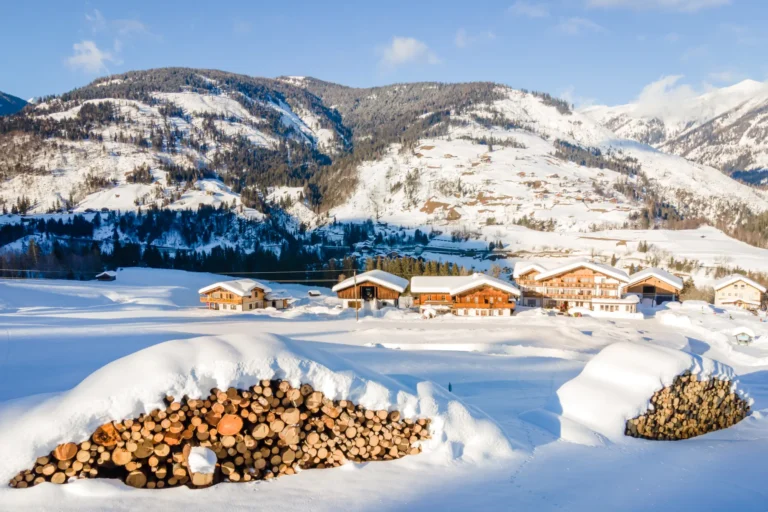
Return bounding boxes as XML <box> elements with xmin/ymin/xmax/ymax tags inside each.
<box><xmin>1</xmin><ymin>268</ymin><xmax>768</xmax><ymax>511</ymax></box>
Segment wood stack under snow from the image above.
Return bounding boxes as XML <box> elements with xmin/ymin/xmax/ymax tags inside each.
<box><xmin>9</xmin><ymin>380</ymin><xmax>431</xmax><ymax>489</ymax></box>
<box><xmin>625</xmin><ymin>372</ymin><xmax>750</xmax><ymax>440</ymax></box>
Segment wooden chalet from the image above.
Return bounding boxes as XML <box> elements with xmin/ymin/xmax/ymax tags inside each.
<box><xmin>714</xmin><ymin>274</ymin><xmax>766</xmax><ymax>312</ymax></box>
<box><xmin>514</xmin><ymin>259</ymin><xmax>637</xmax><ymax>313</ymax></box>
<box><xmin>410</xmin><ymin>273</ymin><xmax>520</xmax><ymax>317</ymax></box>
<box><xmin>95</xmin><ymin>271</ymin><xmax>117</xmax><ymax>282</ymax></box>
<box><xmin>332</xmin><ymin>270</ymin><xmax>409</xmax><ymax>309</ymax></box>
<box><xmin>624</xmin><ymin>268</ymin><xmax>683</xmax><ymax>306</ymax></box>
<box><xmin>198</xmin><ymin>279</ymin><xmax>289</xmax><ymax>312</ymax></box>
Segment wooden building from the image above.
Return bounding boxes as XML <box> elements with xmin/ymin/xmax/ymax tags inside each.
<box><xmin>714</xmin><ymin>274</ymin><xmax>766</xmax><ymax>311</ymax></box>
<box><xmin>198</xmin><ymin>279</ymin><xmax>289</xmax><ymax>312</ymax></box>
<box><xmin>410</xmin><ymin>273</ymin><xmax>520</xmax><ymax>317</ymax></box>
<box><xmin>514</xmin><ymin>259</ymin><xmax>638</xmax><ymax>314</ymax></box>
<box><xmin>624</xmin><ymin>268</ymin><xmax>683</xmax><ymax>306</ymax></box>
<box><xmin>95</xmin><ymin>271</ymin><xmax>116</xmax><ymax>282</ymax></box>
<box><xmin>332</xmin><ymin>270</ymin><xmax>409</xmax><ymax>309</ymax></box>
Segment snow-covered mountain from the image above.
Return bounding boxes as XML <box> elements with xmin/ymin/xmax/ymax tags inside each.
<box><xmin>582</xmin><ymin>80</ymin><xmax>768</xmax><ymax>183</ymax></box>
<box><xmin>2</xmin><ymin>68</ymin><xmax>768</xmax><ymax>238</ymax></box>
<box><xmin>0</xmin><ymin>91</ymin><xmax>27</xmax><ymax>116</ymax></box>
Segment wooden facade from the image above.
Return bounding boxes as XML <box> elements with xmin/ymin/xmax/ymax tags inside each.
<box><xmin>626</xmin><ymin>276</ymin><xmax>680</xmax><ymax>305</ymax></box>
<box><xmin>336</xmin><ymin>283</ymin><xmax>402</xmax><ymax>301</ymax></box>
<box><xmin>515</xmin><ymin>263</ymin><xmax>642</xmax><ymax>314</ymax></box>
<box><xmin>200</xmin><ymin>286</ymin><xmax>266</xmax><ymax>312</ymax></box>
<box><xmin>414</xmin><ymin>284</ymin><xmax>516</xmax><ymax>316</ymax></box>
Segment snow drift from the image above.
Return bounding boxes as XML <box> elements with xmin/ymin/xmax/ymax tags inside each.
<box><xmin>522</xmin><ymin>342</ymin><xmax>749</xmax><ymax>445</ymax></box>
<box><xmin>0</xmin><ymin>333</ymin><xmax>514</xmax><ymax>484</ymax></box>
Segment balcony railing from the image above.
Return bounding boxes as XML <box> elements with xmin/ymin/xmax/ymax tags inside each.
<box><xmin>200</xmin><ymin>296</ymin><xmax>244</xmax><ymax>305</ymax></box>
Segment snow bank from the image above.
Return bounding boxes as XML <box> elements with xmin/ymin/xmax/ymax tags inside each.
<box><xmin>523</xmin><ymin>342</ymin><xmax>744</xmax><ymax>444</ymax></box>
<box><xmin>0</xmin><ymin>333</ymin><xmax>514</xmax><ymax>483</ymax></box>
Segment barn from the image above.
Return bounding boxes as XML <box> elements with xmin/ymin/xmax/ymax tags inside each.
<box><xmin>332</xmin><ymin>270</ymin><xmax>409</xmax><ymax>310</ymax></box>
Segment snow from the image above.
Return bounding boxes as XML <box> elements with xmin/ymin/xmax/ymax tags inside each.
<box><xmin>714</xmin><ymin>274</ymin><xmax>767</xmax><ymax>293</ymax></box>
<box><xmin>2</xmin><ymin>269</ymin><xmax>768</xmax><ymax>510</ymax></box>
<box><xmin>526</xmin><ymin>342</ymin><xmax>745</xmax><ymax>444</ymax></box>
<box><xmin>410</xmin><ymin>273</ymin><xmax>521</xmax><ymax>296</ymax></box>
<box><xmin>531</xmin><ymin>259</ymin><xmax>629</xmax><ymax>283</ymax></box>
<box><xmin>187</xmin><ymin>447</ymin><xmax>217</xmax><ymax>474</ymax></box>
<box><xmin>198</xmin><ymin>278</ymin><xmax>272</xmax><ymax>296</ymax></box>
<box><xmin>332</xmin><ymin>270</ymin><xmax>409</xmax><ymax>293</ymax></box>
<box><xmin>625</xmin><ymin>267</ymin><xmax>684</xmax><ymax>290</ymax></box>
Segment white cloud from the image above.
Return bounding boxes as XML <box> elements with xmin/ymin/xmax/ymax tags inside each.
<box><xmin>66</xmin><ymin>40</ymin><xmax>116</xmax><ymax>74</ymax></box>
<box><xmin>556</xmin><ymin>17</ymin><xmax>606</xmax><ymax>36</ymax></box>
<box><xmin>455</xmin><ymin>28</ymin><xmax>496</xmax><ymax>48</ymax></box>
<box><xmin>560</xmin><ymin>85</ymin><xmax>596</xmax><ymax>108</ymax></box>
<box><xmin>587</xmin><ymin>0</ymin><xmax>730</xmax><ymax>12</ymax></box>
<box><xmin>632</xmin><ymin>75</ymin><xmax>708</xmax><ymax>119</ymax></box>
<box><xmin>708</xmin><ymin>70</ymin><xmax>746</xmax><ymax>84</ymax></box>
<box><xmin>379</xmin><ymin>37</ymin><xmax>440</xmax><ymax>68</ymax></box>
<box><xmin>508</xmin><ymin>1</ymin><xmax>550</xmax><ymax>17</ymax></box>
<box><xmin>85</xmin><ymin>9</ymin><xmax>107</xmax><ymax>32</ymax></box>
<box><xmin>85</xmin><ymin>9</ymin><xmax>151</xmax><ymax>37</ymax></box>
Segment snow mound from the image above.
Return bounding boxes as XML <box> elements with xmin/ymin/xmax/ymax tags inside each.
<box><xmin>0</xmin><ymin>333</ymin><xmax>514</xmax><ymax>483</ymax></box>
<box><xmin>522</xmin><ymin>342</ymin><xmax>742</xmax><ymax>445</ymax></box>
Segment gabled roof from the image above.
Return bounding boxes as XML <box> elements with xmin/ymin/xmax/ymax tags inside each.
<box><xmin>331</xmin><ymin>270</ymin><xmax>409</xmax><ymax>294</ymax></box>
<box><xmin>627</xmin><ymin>268</ymin><xmax>684</xmax><ymax>291</ymax></box>
<box><xmin>714</xmin><ymin>274</ymin><xmax>767</xmax><ymax>293</ymax></box>
<box><xmin>198</xmin><ymin>279</ymin><xmax>272</xmax><ymax>297</ymax></box>
<box><xmin>512</xmin><ymin>262</ymin><xmax>547</xmax><ymax>279</ymax></box>
<box><xmin>533</xmin><ymin>259</ymin><xmax>629</xmax><ymax>283</ymax></box>
<box><xmin>410</xmin><ymin>273</ymin><xmax>521</xmax><ymax>296</ymax></box>
<box><xmin>96</xmin><ymin>271</ymin><xmax>116</xmax><ymax>278</ymax></box>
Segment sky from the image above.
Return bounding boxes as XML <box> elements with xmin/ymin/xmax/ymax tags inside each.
<box><xmin>1</xmin><ymin>0</ymin><xmax>766</xmax><ymax>107</ymax></box>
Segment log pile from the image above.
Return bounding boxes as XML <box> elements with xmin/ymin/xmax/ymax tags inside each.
<box><xmin>9</xmin><ymin>380</ymin><xmax>431</xmax><ymax>489</ymax></box>
<box><xmin>625</xmin><ymin>372</ymin><xmax>750</xmax><ymax>441</ymax></box>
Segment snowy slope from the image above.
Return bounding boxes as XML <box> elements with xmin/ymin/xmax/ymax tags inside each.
<box><xmin>583</xmin><ymin>80</ymin><xmax>768</xmax><ymax>179</ymax></box>
<box><xmin>2</xmin><ymin>269</ymin><xmax>768</xmax><ymax>510</ymax></box>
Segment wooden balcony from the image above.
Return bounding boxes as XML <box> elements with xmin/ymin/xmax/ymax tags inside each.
<box><xmin>200</xmin><ymin>296</ymin><xmax>243</xmax><ymax>305</ymax></box>
<box><xmin>453</xmin><ymin>303</ymin><xmax>515</xmax><ymax>309</ymax></box>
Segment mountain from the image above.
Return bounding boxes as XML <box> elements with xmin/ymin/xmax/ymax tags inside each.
<box><xmin>2</xmin><ymin>67</ymin><xmax>768</xmax><ymax>244</ymax></box>
<box><xmin>582</xmin><ymin>80</ymin><xmax>768</xmax><ymax>184</ymax></box>
<box><xmin>0</xmin><ymin>91</ymin><xmax>27</xmax><ymax>116</ymax></box>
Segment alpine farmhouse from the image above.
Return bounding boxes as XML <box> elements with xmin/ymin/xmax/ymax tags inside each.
<box><xmin>198</xmin><ymin>279</ymin><xmax>290</xmax><ymax>312</ymax></box>
<box><xmin>410</xmin><ymin>273</ymin><xmax>521</xmax><ymax>316</ymax></box>
<box><xmin>714</xmin><ymin>275</ymin><xmax>767</xmax><ymax>311</ymax></box>
<box><xmin>332</xmin><ymin>270</ymin><xmax>409</xmax><ymax>309</ymax></box>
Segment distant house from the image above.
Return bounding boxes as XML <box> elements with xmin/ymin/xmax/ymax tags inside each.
<box><xmin>624</xmin><ymin>268</ymin><xmax>684</xmax><ymax>306</ymax></box>
<box><xmin>410</xmin><ymin>273</ymin><xmax>520</xmax><ymax>317</ymax></box>
<box><xmin>332</xmin><ymin>270</ymin><xmax>408</xmax><ymax>309</ymax></box>
<box><xmin>714</xmin><ymin>275</ymin><xmax>766</xmax><ymax>311</ymax></box>
<box><xmin>198</xmin><ymin>279</ymin><xmax>289</xmax><ymax>312</ymax></box>
<box><xmin>514</xmin><ymin>259</ymin><xmax>638</xmax><ymax>314</ymax></box>
<box><xmin>95</xmin><ymin>271</ymin><xmax>116</xmax><ymax>282</ymax></box>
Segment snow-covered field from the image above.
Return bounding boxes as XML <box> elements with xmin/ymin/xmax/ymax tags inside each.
<box><xmin>2</xmin><ymin>268</ymin><xmax>768</xmax><ymax>511</ymax></box>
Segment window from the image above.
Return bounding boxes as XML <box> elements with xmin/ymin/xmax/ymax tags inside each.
<box><xmin>230</xmin><ymin>305</ymin><xmax>236</xmax><ymax>310</ymax></box>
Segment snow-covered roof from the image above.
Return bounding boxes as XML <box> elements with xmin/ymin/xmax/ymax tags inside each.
<box><xmin>626</xmin><ymin>268</ymin><xmax>684</xmax><ymax>291</ymax></box>
<box><xmin>331</xmin><ymin>270</ymin><xmax>409</xmax><ymax>294</ymax></box>
<box><xmin>533</xmin><ymin>259</ymin><xmax>629</xmax><ymax>283</ymax></box>
<box><xmin>96</xmin><ymin>271</ymin><xmax>116</xmax><ymax>278</ymax></box>
<box><xmin>714</xmin><ymin>274</ymin><xmax>767</xmax><ymax>293</ymax></box>
<box><xmin>513</xmin><ymin>262</ymin><xmax>547</xmax><ymax>279</ymax></box>
<box><xmin>198</xmin><ymin>279</ymin><xmax>272</xmax><ymax>297</ymax></box>
<box><xmin>410</xmin><ymin>273</ymin><xmax>521</xmax><ymax>296</ymax></box>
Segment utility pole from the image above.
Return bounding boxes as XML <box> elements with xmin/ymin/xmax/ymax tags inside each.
<box><xmin>354</xmin><ymin>270</ymin><xmax>359</xmax><ymax>321</ymax></box>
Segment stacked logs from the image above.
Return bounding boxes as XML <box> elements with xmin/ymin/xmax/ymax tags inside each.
<box><xmin>625</xmin><ymin>372</ymin><xmax>750</xmax><ymax>441</ymax></box>
<box><xmin>9</xmin><ymin>379</ymin><xmax>431</xmax><ymax>489</ymax></box>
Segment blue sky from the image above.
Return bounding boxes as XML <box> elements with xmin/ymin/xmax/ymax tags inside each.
<box><xmin>2</xmin><ymin>0</ymin><xmax>765</xmax><ymax>106</ymax></box>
